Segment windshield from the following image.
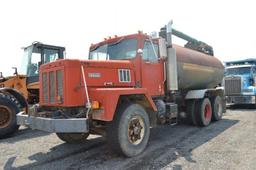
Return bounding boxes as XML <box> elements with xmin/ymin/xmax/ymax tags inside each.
<box><xmin>89</xmin><ymin>39</ymin><xmax>137</xmax><ymax>60</ymax></box>
<box><xmin>20</xmin><ymin>46</ymin><xmax>61</xmax><ymax>77</ymax></box>
<box><xmin>226</xmin><ymin>67</ymin><xmax>251</xmax><ymax>75</ymax></box>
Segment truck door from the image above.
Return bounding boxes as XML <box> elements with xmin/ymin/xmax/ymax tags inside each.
<box><xmin>141</xmin><ymin>40</ymin><xmax>164</xmax><ymax>96</ymax></box>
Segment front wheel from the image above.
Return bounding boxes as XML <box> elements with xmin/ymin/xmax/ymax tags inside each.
<box><xmin>107</xmin><ymin>103</ymin><xmax>150</xmax><ymax>157</ymax></box>
<box><xmin>0</xmin><ymin>94</ymin><xmax>20</xmax><ymax>138</ymax></box>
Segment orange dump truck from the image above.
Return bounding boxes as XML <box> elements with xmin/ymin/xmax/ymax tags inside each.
<box><xmin>17</xmin><ymin>21</ymin><xmax>225</xmax><ymax>157</ymax></box>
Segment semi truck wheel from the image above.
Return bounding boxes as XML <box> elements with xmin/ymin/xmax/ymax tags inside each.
<box><xmin>0</xmin><ymin>94</ymin><xmax>20</xmax><ymax>138</ymax></box>
<box><xmin>107</xmin><ymin>103</ymin><xmax>150</xmax><ymax>157</ymax></box>
<box><xmin>211</xmin><ymin>96</ymin><xmax>223</xmax><ymax>121</ymax></box>
<box><xmin>56</xmin><ymin>133</ymin><xmax>89</xmax><ymax>143</ymax></box>
<box><xmin>194</xmin><ymin>98</ymin><xmax>212</xmax><ymax>126</ymax></box>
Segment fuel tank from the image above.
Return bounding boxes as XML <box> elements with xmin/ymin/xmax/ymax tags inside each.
<box><xmin>173</xmin><ymin>44</ymin><xmax>224</xmax><ymax>90</ymax></box>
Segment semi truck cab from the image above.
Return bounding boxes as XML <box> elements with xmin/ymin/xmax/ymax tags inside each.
<box><xmin>224</xmin><ymin>59</ymin><xmax>256</xmax><ymax>104</ymax></box>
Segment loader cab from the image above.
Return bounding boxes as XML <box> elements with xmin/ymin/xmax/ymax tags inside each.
<box><xmin>21</xmin><ymin>42</ymin><xmax>65</xmax><ymax>84</ymax></box>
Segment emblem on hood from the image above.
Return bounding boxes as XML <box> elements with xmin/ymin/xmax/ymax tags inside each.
<box><xmin>88</xmin><ymin>73</ymin><xmax>101</xmax><ymax>78</ymax></box>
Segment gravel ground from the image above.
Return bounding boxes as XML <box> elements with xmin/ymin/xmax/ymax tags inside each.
<box><xmin>0</xmin><ymin>106</ymin><xmax>255</xmax><ymax>170</ymax></box>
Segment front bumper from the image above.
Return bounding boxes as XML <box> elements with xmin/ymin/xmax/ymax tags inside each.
<box><xmin>17</xmin><ymin>111</ymin><xmax>89</xmax><ymax>133</ymax></box>
<box><xmin>226</xmin><ymin>95</ymin><xmax>256</xmax><ymax>104</ymax></box>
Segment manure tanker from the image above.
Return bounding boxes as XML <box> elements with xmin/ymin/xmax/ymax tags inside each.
<box><xmin>17</xmin><ymin>21</ymin><xmax>225</xmax><ymax>157</ymax></box>
<box><xmin>174</xmin><ymin>44</ymin><xmax>224</xmax><ymax>90</ymax></box>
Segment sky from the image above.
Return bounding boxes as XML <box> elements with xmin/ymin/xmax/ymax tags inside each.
<box><xmin>0</xmin><ymin>0</ymin><xmax>255</xmax><ymax>76</ymax></box>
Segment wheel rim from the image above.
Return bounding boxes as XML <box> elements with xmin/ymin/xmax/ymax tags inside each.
<box><xmin>128</xmin><ymin>115</ymin><xmax>145</xmax><ymax>145</ymax></box>
<box><xmin>204</xmin><ymin>104</ymin><xmax>212</xmax><ymax>122</ymax></box>
<box><xmin>0</xmin><ymin>105</ymin><xmax>12</xmax><ymax>128</ymax></box>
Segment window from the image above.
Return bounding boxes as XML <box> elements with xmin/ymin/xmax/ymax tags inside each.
<box><xmin>143</xmin><ymin>41</ymin><xmax>158</xmax><ymax>62</ymax></box>
<box><xmin>89</xmin><ymin>39</ymin><xmax>137</xmax><ymax>60</ymax></box>
<box><xmin>43</xmin><ymin>49</ymin><xmax>59</xmax><ymax>63</ymax></box>
<box><xmin>226</xmin><ymin>67</ymin><xmax>251</xmax><ymax>75</ymax></box>
<box><xmin>28</xmin><ymin>52</ymin><xmax>41</xmax><ymax>77</ymax></box>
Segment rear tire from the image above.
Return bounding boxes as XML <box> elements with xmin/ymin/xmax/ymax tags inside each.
<box><xmin>194</xmin><ymin>98</ymin><xmax>212</xmax><ymax>127</ymax></box>
<box><xmin>56</xmin><ymin>133</ymin><xmax>89</xmax><ymax>143</ymax></box>
<box><xmin>107</xmin><ymin>103</ymin><xmax>150</xmax><ymax>157</ymax></box>
<box><xmin>0</xmin><ymin>94</ymin><xmax>20</xmax><ymax>138</ymax></box>
<box><xmin>185</xmin><ymin>100</ymin><xmax>197</xmax><ymax>126</ymax></box>
<box><xmin>211</xmin><ymin>96</ymin><xmax>223</xmax><ymax>121</ymax></box>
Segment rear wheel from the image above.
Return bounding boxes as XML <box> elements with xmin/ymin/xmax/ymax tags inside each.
<box><xmin>185</xmin><ymin>100</ymin><xmax>197</xmax><ymax>126</ymax></box>
<box><xmin>56</xmin><ymin>133</ymin><xmax>89</xmax><ymax>143</ymax></box>
<box><xmin>0</xmin><ymin>94</ymin><xmax>20</xmax><ymax>138</ymax></box>
<box><xmin>194</xmin><ymin>98</ymin><xmax>212</xmax><ymax>126</ymax></box>
<box><xmin>107</xmin><ymin>103</ymin><xmax>150</xmax><ymax>157</ymax></box>
<box><xmin>211</xmin><ymin>96</ymin><xmax>223</xmax><ymax>121</ymax></box>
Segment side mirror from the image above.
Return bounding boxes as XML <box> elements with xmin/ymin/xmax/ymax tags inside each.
<box><xmin>137</xmin><ymin>49</ymin><xmax>143</xmax><ymax>55</ymax></box>
<box><xmin>159</xmin><ymin>38</ymin><xmax>167</xmax><ymax>59</ymax></box>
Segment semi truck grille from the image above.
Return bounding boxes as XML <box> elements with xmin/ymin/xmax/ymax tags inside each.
<box><xmin>42</xmin><ymin>70</ymin><xmax>63</xmax><ymax>104</ymax></box>
<box><xmin>224</xmin><ymin>77</ymin><xmax>241</xmax><ymax>95</ymax></box>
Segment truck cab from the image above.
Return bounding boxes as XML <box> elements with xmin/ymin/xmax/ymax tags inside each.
<box><xmin>17</xmin><ymin>22</ymin><xmax>225</xmax><ymax>157</ymax></box>
<box><xmin>224</xmin><ymin>59</ymin><xmax>256</xmax><ymax>104</ymax></box>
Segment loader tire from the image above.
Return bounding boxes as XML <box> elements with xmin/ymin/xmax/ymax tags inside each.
<box><xmin>56</xmin><ymin>133</ymin><xmax>89</xmax><ymax>143</ymax></box>
<box><xmin>211</xmin><ymin>96</ymin><xmax>223</xmax><ymax>121</ymax></box>
<box><xmin>0</xmin><ymin>94</ymin><xmax>20</xmax><ymax>138</ymax></box>
<box><xmin>107</xmin><ymin>103</ymin><xmax>150</xmax><ymax>157</ymax></box>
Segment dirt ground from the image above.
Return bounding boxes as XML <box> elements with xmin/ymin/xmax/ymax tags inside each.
<box><xmin>1</xmin><ymin>106</ymin><xmax>256</xmax><ymax>170</ymax></box>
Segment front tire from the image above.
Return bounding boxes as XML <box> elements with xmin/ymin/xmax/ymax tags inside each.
<box><xmin>0</xmin><ymin>94</ymin><xmax>20</xmax><ymax>138</ymax></box>
<box><xmin>107</xmin><ymin>103</ymin><xmax>150</xmax><ymax>157</ymax></box>
<box><xmin>56</xmin><ymin>133</ymin><xmax>89</xmax><ymax>143</ymax></box>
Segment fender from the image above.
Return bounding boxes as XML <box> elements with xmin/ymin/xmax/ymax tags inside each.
<box><xmin>89</xmin><ymin>88</ymin><xmax>157</xmax><ymax>121</ymax></box>
<box><xmin>185</xmin><ymin>88</ymin><xmax>225</xmax><ymax>99</ymax></box>
<box><xmin>185</xmin><ymin>89</ymin><xmax>208</xmax><ymax>99</ymax></box>
<box><xmin>0</xmin><ymin>87</ymin><xmax>28</xmax><ymax>109</ymax></box>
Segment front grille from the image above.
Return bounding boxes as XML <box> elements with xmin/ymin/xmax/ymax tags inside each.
<box><xmin>42</xmin><ymin>73</ymin><xmax>48</xmax><ymax>103</ymax></box>
<box><xmin>49</xmin><ymin>71</ymin><xmax>55</xmax><ymax>103</ymax></box>
<box><xmin>42</xmin><ymin>70</ymin><xmax>63</xmax><ymax>104</ymax></box>
<box><xmin>224</xmin><ymin>76</ymin><xmax>241</xmax><ymax>95</ymax></box>
<box><xmin>57</xmin><ymin>70</ymin><xmax>63</xmax><ymax>102</ymax></box>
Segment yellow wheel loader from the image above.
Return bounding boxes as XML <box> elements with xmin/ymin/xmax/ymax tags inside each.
<box><xmin>0</xmin><ymin>42</ymin><xmax>65</xmax><ymax>138</ymax></box>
